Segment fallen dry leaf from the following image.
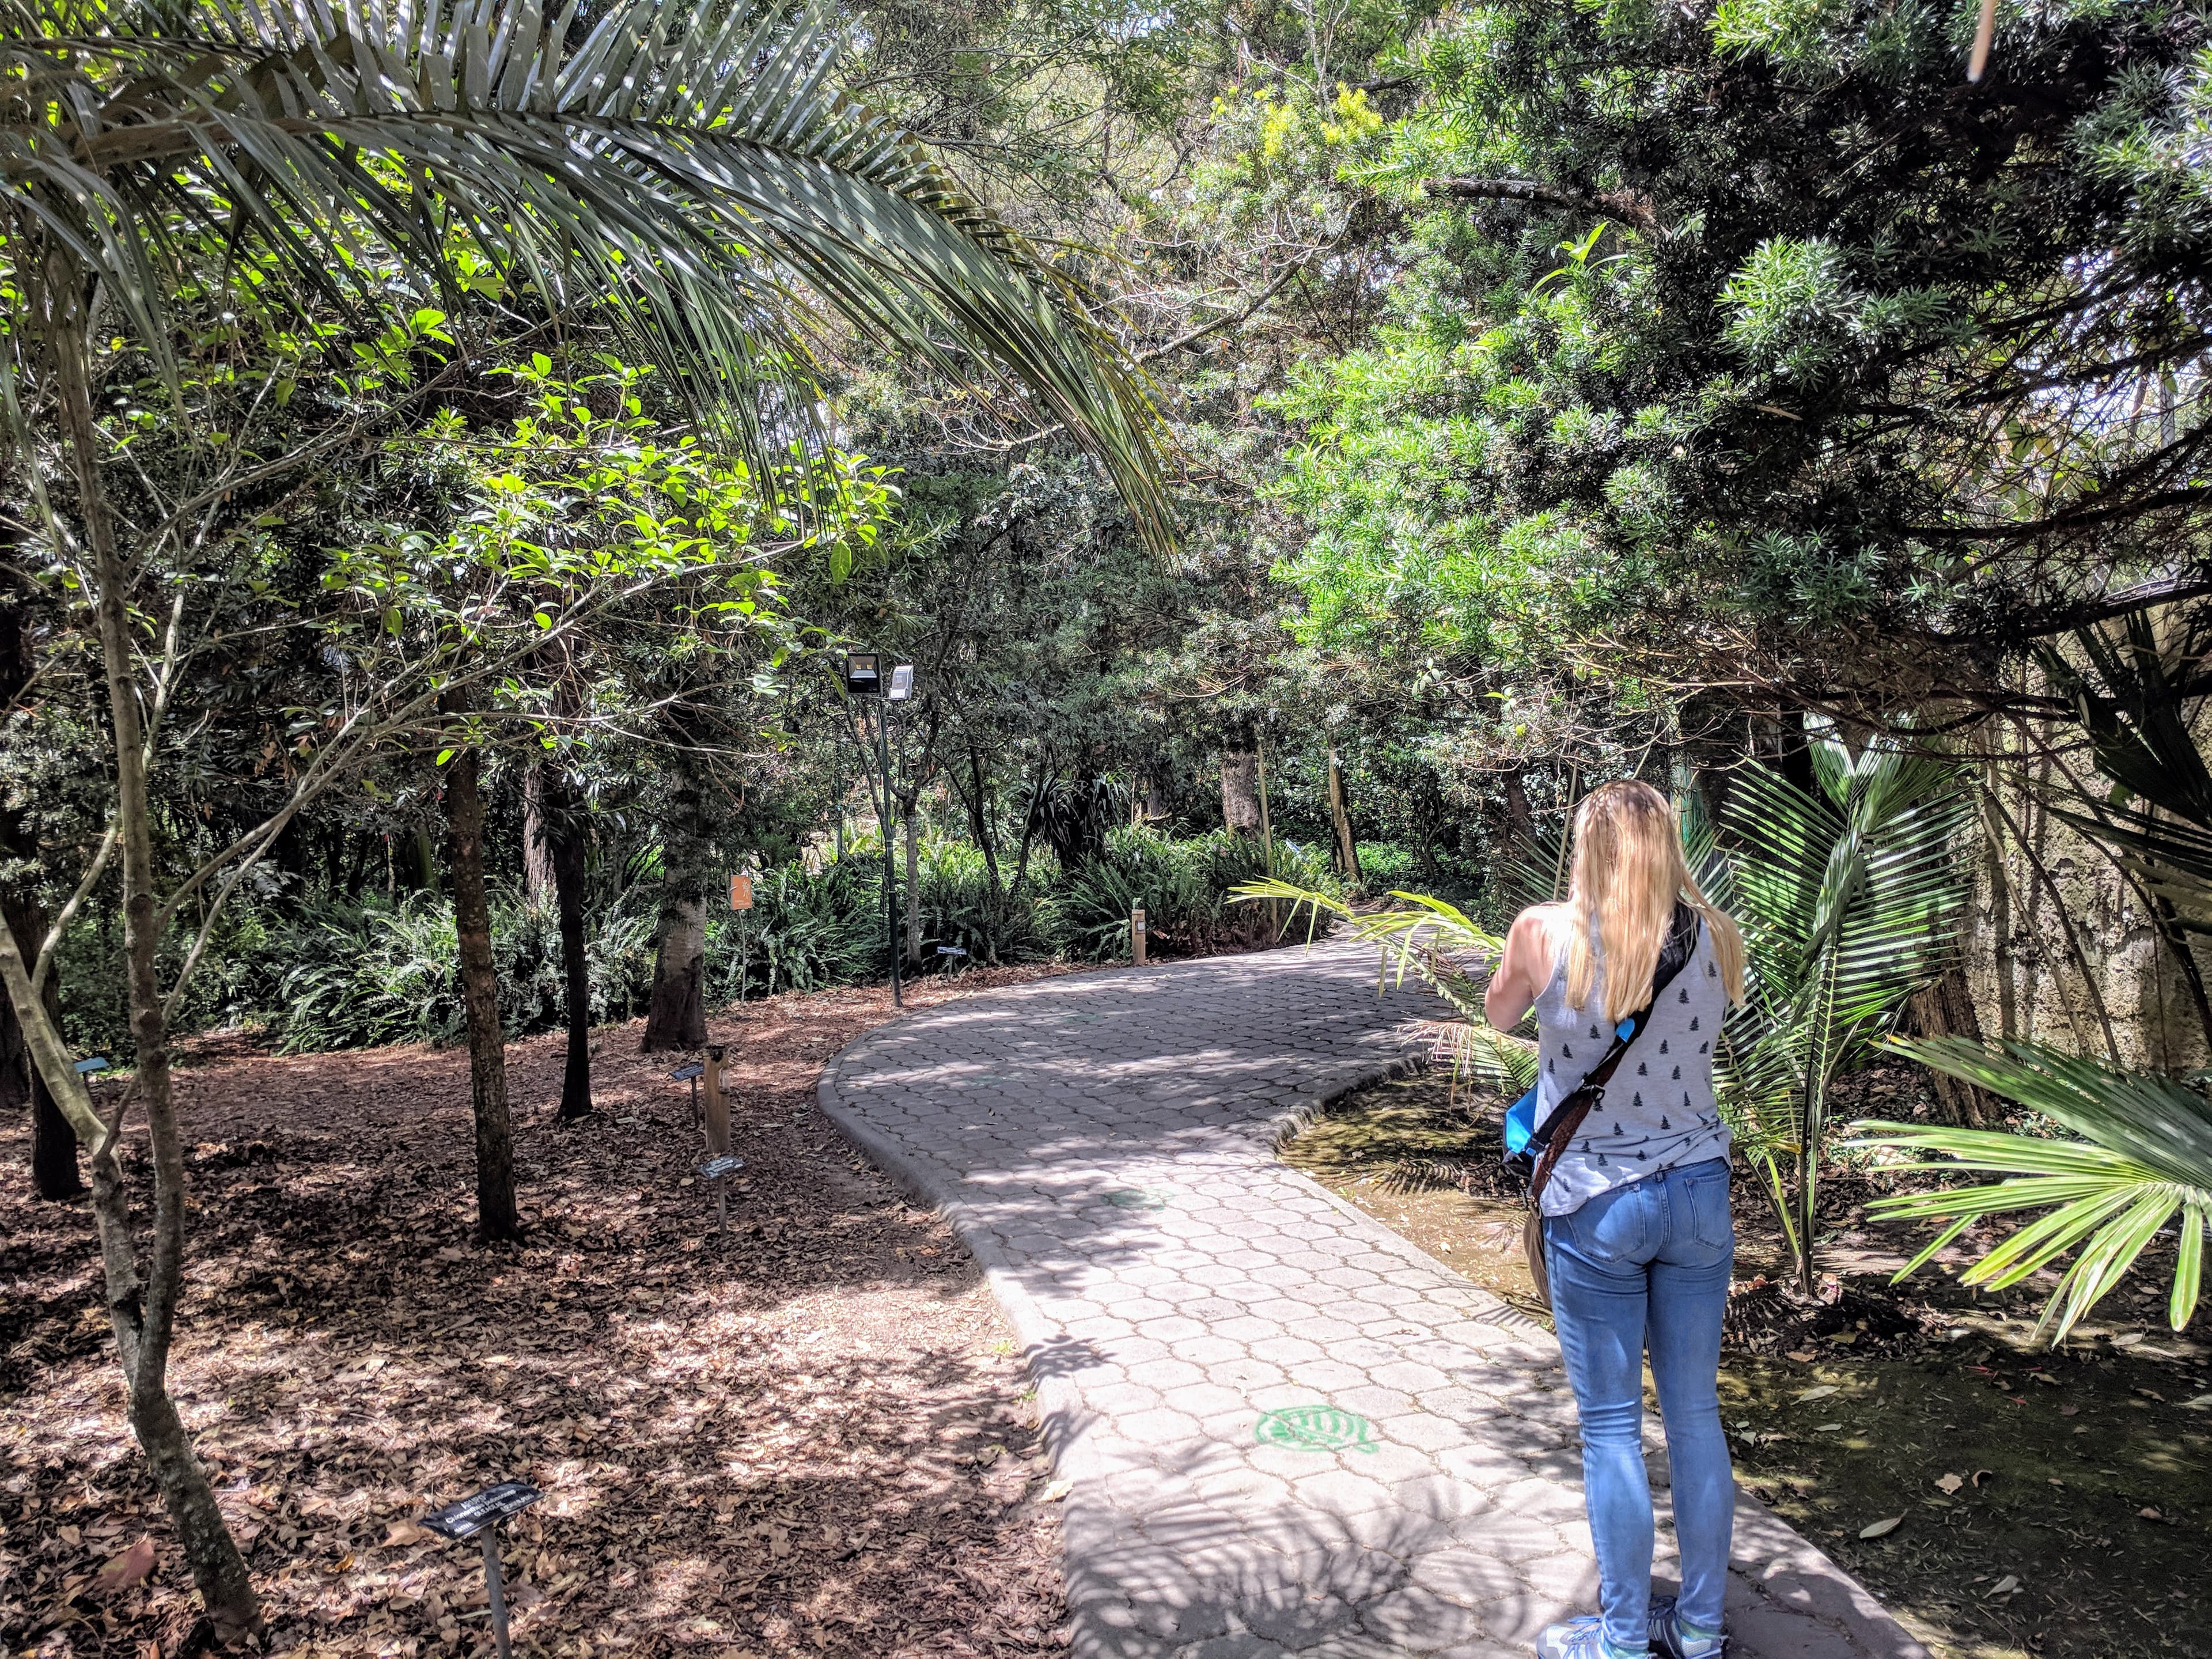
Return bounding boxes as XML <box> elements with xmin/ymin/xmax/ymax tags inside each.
<box><xmin>384</xmin><ymin>1521</ymin><xmax>431</xmax><ymax>1547</ymax></box>
<box><xmin>1785</xmin><ymin>1350</ymin><xmax>1816</xmax><ymax>1362</ymax></box>
<box><xmin>1934</xmin><ymin>1473</ymin><xmax>1964</xmax><ymax>1495</ymax></box>
<box><xmin>1858</xmin><ymin>1516</ymin><xmax>1903</xmax><ymax>1539</ymax></box>
<box><xmin>93</xmin><ymin>1536</ymin><xmax>156</xmax><ymax>1594</ymax></box>
<box><xmin>1989</xmin><ymin>1575</ymin><xmax>2020</xmax><ymax>1596</ymax></box>
<box><xmin>1044</xmin><ymin>1479</ymin><xmax>1073</xmax><ymax>1503</ymax></box>
<box><xmin>1796</xmin><ymin>1384</ymin><xmax>1839</xmax><ymax>1402</ymax></box>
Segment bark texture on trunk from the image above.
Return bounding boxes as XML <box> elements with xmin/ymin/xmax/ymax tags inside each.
<box><xmin>547</xmin><ymin>780</ymin><xmax>593</xmax><ymax>1119</ymax></box>
<box><xmin>1904</xmin><ymin>964</ymin><xmax>1999</xmax><ymax>1127</ymax></box>
<box><xmin>643</xmin><ymin>895</ymin><xmax>709</xmax><ymax>1051</ymax></box>
<box><xmin>42</xmin><ymin>258</ymin><xmax>262</xmax><ymax>1639</ymax></box>
<box><xmin>1325</xmin><ymin>745</ymin><xmax>1362</xmax><ymax>881</ymax></box>
<box><xmin>521</xmin><ymin>764</ymin><xmax>555</xmax><ymax>897</ymax></box>
<box><xmin>1220</xmin><ymin>741</ymin><xmax>1261</xmax><ymax>836</ymax></box>
<box><xmin>444</xmin><ymin>741</ymin><xmax>518</xmax><ymax>1240</ymax></box>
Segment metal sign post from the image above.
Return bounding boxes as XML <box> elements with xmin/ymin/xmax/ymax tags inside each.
<box><xmin>422</xmin><ymin>1482</ymin><xmax>542</xmax><ymax>1659</ymax></box>
<box><xmin>700</xmin><ymin>1152</ymin><xmax>744</xmax><ymax>1231</ymax></box>
<box><xmin>668</xmin><ymin>1062</ymin><xmax>703</xmax><ymax>1127</ymax></box>
<box><xmin>1131</xmin><ymin>905</ymin><xmax>1147</xmax><ymax>966</ymax></box>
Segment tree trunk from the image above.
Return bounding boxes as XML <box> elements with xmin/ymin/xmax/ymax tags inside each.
<box><xmin>40</xmin><ymin>259</ymin><xmax>262</xmax><ymax>1641</ymax></box>
<box><xmin>3</xmin><ymin>895</ymin><xmax>85</xmax><ymax>1199</ymax></box>
<box><xmin>1904</xmin><ymin>965</ymin><xmax>1998</xmax><ymax>1127</ymax></box>
<box><xmin>521</xmin><ymin>764</ymin><xmax>555</xmax><ymax>898</ymax></box>
<box><xmin>1325</xmin><ymin>745</ymin><xmax>1362</xmax><ymax>881</ymax></box>
<box><xmin>1220</xmin><ymin>733</ymin><xmax>1262</xmax><ymax>836</ymax></box>
<box><xmin>1502</xmin><ymin>771</ymin><xmax>1538</xmax><ymax>848</ymax></box>
<box><xmin>442</xmin><ymin>733</ymin><xmax>518</xmax><ymax>1241</ymax></box>
<box><xmin>546</xmin><ymin>778</ymin><xmax>593</xmax><ymax>1120</ymax></box>
<box><xmin>903</xmin><ymin>802</ymin><xmax>923</xmax><ymax>965</ymax></box>
<box><xmin>643</xmin><ymin>895</ymin><xmax>709</xmax><ymax>1050</ymax></box>
<box><xmin>0</xmin><ymin>594</ymin><xmax>83</xmax><ymax>1200</ymax></box>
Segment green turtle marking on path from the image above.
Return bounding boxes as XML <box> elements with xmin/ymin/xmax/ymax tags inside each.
<box><xmin>1255</xmin><ymin>1406</ymin><xmax>1379</xmax><ymax>1453</ymax></box>
<box><xmin>1102</xmin><ymin>1187</ymin><xmax>1171</xmax><ymax>1211</ymax></box>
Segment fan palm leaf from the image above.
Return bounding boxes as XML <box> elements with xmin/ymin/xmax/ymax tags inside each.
<box><xmin>0</xmin><ymin>0</ymin><xmax>1171</xmax><ymax>541</ymax></box>
<box><xmin>1849</xmin><ymin>1037</ymin><xmax>2212</xmax><ymax>1342</ymax></box>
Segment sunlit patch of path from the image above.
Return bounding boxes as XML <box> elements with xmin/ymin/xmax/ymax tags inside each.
<box><xmin>821</xmin><ymin>941</ymin><xmax>1930</xmax><ymax>1659</ymax></box>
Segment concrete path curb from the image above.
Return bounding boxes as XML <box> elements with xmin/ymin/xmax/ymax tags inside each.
<box><xmin>818</xmin><ymin>942</ymin><xmax>1933</xmax><ymax>1659</ymax></box>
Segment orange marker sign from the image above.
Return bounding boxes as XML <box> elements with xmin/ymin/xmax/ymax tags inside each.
<box><xmin>729</xmin><ymin>872</ymin><xmax>754</xmax><ymax>911</ymax></box>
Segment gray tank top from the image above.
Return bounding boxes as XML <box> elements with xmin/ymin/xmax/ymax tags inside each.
<box><xmin>1532</xmin><ymin>915</ymin><xmax>1732</xmax><ymax>1217</ymax></box>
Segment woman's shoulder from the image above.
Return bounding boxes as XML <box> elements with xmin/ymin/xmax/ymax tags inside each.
<box><xmin>1508</xmin><ymin>903</ymin><xmax>1573</xmax><ymax>954</ymax></box>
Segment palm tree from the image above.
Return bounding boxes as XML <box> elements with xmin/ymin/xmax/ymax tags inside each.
<box><xmin>1849</xmin><ymin>1039</ymin><xmax>2211</xmax><ymax>1343</ymax></box>
<box><xmin>1717</xmin><ymin>733</ymin><xmax>1972</xmax><ymax>1290</ymax></box>
<box><xmin>0</xmin><ymin>0</ymin><xmax>1168</xmax><ymax>1636</ymax></box>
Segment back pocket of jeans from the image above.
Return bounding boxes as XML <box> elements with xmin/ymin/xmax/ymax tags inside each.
<box><xmin>1682</xmin><ymin>1164</ymin><xmax>1733</xmax><ymax>1251</ymax></box>
<box><xmin>1565</xmin><ymin>1183</ymin><xmax>1654</xmax><ymax>1262</ymax></box>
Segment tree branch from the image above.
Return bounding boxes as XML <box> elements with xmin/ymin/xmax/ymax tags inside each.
<box><xmin>1423</xmin><ymin>176</ymin><xmax>1660</xmax><ymax>233</ymax></box>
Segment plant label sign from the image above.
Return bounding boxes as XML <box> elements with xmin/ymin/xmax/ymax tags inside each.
<box><xmin>699</xmin><ymin>1154</ymin><xmax>745</xmax><ymax>1179</ymax></box>
<box><xmin>668</xmin><ymin>1062</ymin><xmax>704</xmax><ymax>1082</ymax></box>
<box><xmin>729</xmin><ymin>872</ymin><xmax>754</xmax><ymax>910</ymax></box>
<box><xmin>936</xmin><ymin>945</ymin><xmax>968</xmax><ymax>957</ymax></box>
<box><xmin>421</xmin><ymin>1481</ymin><xmax>541</xmax><ymax>1540</ymax></box>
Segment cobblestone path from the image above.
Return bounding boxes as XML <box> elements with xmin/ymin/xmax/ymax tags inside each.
<box><xmin>819</xmin><ymin>943</ymin><xmax>1929</xmax><ymax>1659</ymax></box>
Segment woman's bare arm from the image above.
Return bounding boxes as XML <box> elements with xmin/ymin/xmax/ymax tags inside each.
<box><xmin>1483</xmin><ymin>907</ymin><xmax>1558</xmax><ymax>1030</ymax></box>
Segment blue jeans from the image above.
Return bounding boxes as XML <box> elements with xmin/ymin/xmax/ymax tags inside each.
<box><xmin>1543</xmin><ymin>1158</ymin><xmax>1735</xmax><ymax>1649</ymax></box>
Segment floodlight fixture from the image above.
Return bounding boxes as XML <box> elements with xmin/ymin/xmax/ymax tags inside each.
<box><xmin>842</xmin><ymin>652</ymin><xmax>881</xmax><ymax>696</ymax></box>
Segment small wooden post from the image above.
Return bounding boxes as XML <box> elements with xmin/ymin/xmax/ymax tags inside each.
<box><xmin>702</xmin><ymin>1044</ymin><xmax>729</xmax><ymax>1156</ymax></box>
<box><xmin>1131</xmin><ymin>904</ymin><xmax>1147</xmax><ymax>966</ymax></box>
<box><xmin>702</xmin><ymin>1044</ymin><xmax>730</xmax><ymax>1233</ymax></box>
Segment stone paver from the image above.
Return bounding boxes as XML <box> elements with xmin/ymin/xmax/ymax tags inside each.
<box><xmin>819</xmin><ymin>943</ymin><xmax>1931</xmax><ymax>1659</ymax></box>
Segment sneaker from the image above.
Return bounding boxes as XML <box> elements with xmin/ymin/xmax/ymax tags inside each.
<box><xmin>1649</xmin><ymin>1594</ymin><xmax>1727</xmax><ymax>1659</ymax></box>
<box><xmin>1536</xmin><ymin>1616</ymin><xmax>1645</xmax><ymax>1659</ymax></box>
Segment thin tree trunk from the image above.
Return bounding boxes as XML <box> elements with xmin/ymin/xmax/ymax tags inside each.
<box><xmin>442</xmin><ymin>725</ymin><xmax>518</xmax><ymax>1240</ymax></box>
<box><xmin>546</xmin><ymin>777</ymin><xmax>593</xmax><ymax>1119</ymax></box>
<box><xmin>1325</xmin><ymin>744</ymin><xmax>1362</xmax><ymax>881</ymax></box>
<box><xmin>42</xmin><ymin>262</ymin><xmax>260</xmax><ymax>1640</ymax></box>
<box><xmin>3</xmin><ymin>895</ymin><xmax>84</xmax><ymax>1198</ymax></box>
<box><xmin>903</xmin><ymin>801</ymin><xmax>923</xmax><ymax>965</ymax></box>
<box><xmin>0</xmin><ymin>593</ymin><xmax>83</xmax><ymax>1200</ymax></box>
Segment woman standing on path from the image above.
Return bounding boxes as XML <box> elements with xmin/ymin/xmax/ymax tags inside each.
<box><xmin>1483</xmin><ymin>781</ymin><xmax>1748</xmax><ymax>1659</ymax></box>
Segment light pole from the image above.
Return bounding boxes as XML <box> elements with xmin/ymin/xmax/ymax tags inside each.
<box><xmin>844</xmin><ymin>653</ymin><xmax>915</xmax><ymax>1007</ymax></box>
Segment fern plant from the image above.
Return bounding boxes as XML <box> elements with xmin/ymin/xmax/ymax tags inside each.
<box><xmin>1848</xmin><ymin>1039</ymin><xmax>2212</xmax><ymax>1342</ymax></box>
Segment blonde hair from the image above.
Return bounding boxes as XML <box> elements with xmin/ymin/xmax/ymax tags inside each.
<box><xmin>1560</xmin><ymin>780</ymin><xmax>1746</xmax><ymax>1024</ymax></box>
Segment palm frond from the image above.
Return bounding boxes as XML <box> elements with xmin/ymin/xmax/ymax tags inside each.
<box><xmin>1849</xmin><ymin>1037</ymin><xmax>2212</xmax><ymax>1340</ymax></box>
<box><xmin>1</xmin><ymin>0</ymin><xmax>1172</xmax><ymax>543</ymax></box>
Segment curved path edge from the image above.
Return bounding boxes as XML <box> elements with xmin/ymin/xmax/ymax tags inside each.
<box><xmin>818</xmin><ymin>944</ymin><xmax>1938</xmax><ymax>1659</ymax></box>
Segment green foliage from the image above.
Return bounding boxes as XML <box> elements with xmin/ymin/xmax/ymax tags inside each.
<box><xmin>0</xmin><ymin>0</ymin><xmax>1171</xmax><ymax>539</ymax></box>
<box><xmin>1717</xmin><ymin>731</ymin><xmax>1974</xmax><ymax>1286</ymax></box>
<box><xmin>1850</xmin><ymin>1040</ymin><xmax>2212</xmax><ymax>1342</ymax></box>
<box><xmin>270</xmin><ymin>890</ymin><xmax>658</xmax><ymax>1053</ymax></box>
<box><xmin>1048</xmin><ymin>827</ymin><xmax>1339</xmax><ymax>961</ymax></box>
<box><xmin>707</xmin><ymin>861</ymin><xmax>887</xmax><ymax>1001</ymax></box>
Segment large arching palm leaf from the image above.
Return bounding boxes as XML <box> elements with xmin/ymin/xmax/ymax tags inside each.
<box><xmin>0</xmin><ymin>0</ymin><xmax>1172</xmax><ymax>543</ymax></box>
<box><xmin>1850</xmin><ymin>1039</ymin><xmax>2212</xmax><ymax>1343</ymax></box>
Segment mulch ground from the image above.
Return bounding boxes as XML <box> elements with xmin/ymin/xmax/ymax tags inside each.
<box><xmin>1</xmin><ymin>966</ymin><xmax>1076</xmax><ymax>1659</ymax></box>
<box><xmin>1283</xmin><ymin>1065</ymin><xmax>2212</xmax><ymax>1659</ymax></box>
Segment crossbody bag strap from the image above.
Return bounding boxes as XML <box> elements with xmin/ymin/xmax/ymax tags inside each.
<box><xmin>1526</xmin><ymin>904</ymin><xmax>1700</xmax><ymax>1209</ymax></box>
